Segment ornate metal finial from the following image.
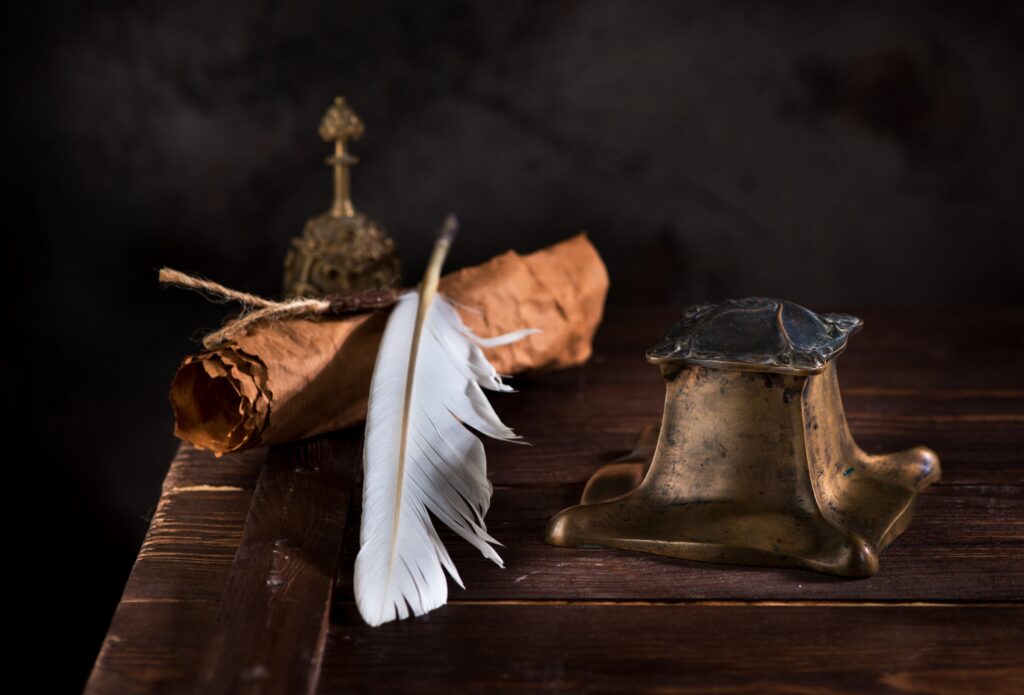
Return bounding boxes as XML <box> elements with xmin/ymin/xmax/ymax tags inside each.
<box><xmin>282</xmin><ymin>97</ymin><xmax>400</xmax><ymax>297</ymax></box>
<box><xmin>319</xmin><ymin>97</ymin><xmax>364</xmax><ymax>219</ymax></box>
<box><xmin>319</xmin><ymin>96</ymin><xmax>365</xmax><ymax>142</ymax></box>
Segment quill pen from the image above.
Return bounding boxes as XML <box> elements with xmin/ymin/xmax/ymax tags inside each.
<box><xmin>354</xmin><ymin>215</ymin><xmax>537</xmax><ymax>626</ymax></box>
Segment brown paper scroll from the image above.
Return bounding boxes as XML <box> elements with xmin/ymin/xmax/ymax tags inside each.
<box><xmin>170</xmin><ymin>233</ymin><xmax>608</xmax><ymax>454</ymax></box>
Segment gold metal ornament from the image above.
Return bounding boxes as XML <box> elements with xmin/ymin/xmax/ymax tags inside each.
<box><xmin>282</xmin><ymin>97</ymin><xmax>400</xmax><ymax>297</ymax></box>
<box><xmin>546</xmin><ymin>298</ymin><xmax>940</xmax><ymax>577</ymax></box>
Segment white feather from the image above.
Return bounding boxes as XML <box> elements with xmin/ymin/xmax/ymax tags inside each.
<box><xmin>354</xmin><ymin>290</ymin><xmax>537</xmax><ymax>626</ymax></box>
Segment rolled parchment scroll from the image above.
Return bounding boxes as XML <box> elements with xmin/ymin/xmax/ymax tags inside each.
<box><xmin>169</xmin><ymin>234</ymin><xmax>608</xmax><ymax>454</ymax></box>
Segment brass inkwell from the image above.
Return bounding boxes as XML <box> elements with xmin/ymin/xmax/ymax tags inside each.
<box><xmin>546</xmin><ymin>298</ymin><xmax>940</xmax><ymax>577</ymax></box>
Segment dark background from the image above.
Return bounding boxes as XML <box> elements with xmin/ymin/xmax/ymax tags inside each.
<box><xmin>5</xmin><ymin>1</ymin><xmax>1022</xmax><ymax>689</ymax></box>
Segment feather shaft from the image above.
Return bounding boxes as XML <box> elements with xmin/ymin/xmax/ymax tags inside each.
<box><xmin>388</xmin><ymin>216</ymin><xmax>458</xmax><ymax>584</ymax></box>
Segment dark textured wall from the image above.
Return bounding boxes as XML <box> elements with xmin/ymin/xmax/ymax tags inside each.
<box><xmin>6</xmin><ymin>1</ymin><xmax>1022</xmax><ymax>688</ymax></box>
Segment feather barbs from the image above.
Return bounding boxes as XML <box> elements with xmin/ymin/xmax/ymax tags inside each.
<box><xmin>354</xmin><ymin>288</ymin><xmax>538</xmax><ymax>627</ymax></box>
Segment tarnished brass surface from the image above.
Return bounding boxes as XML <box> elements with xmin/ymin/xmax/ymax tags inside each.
<box><xmin>546</xmin><ymin>299</ymin><xmax>940</xmax><ymax>578</ymax></box>
<box><xmin>282</xmin><ymin>97</ymin><xmax>400</xmax><ymax>297</ymax></box>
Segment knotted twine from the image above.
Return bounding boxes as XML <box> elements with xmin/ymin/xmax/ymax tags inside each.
<box><xmin>158</xmin><ymin>267</ymin><xmax>399</xmax><ymax>349</ymax></box>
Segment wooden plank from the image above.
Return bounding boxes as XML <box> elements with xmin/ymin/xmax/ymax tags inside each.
<box><xmin>335</xmin><ymin>483</ymin><xmax>1024</xmax><ymax>603</ymax></box>
<box><xmin>89</xmin><ymin>599</ymin><xmax>218</xmax><ymax>694</ymax></box>
<box><xmin>197</xmin><ymin>431</ymin><xmax>361</xmax><ymax>695</ymax></box>
<box><xmin>319</xmin><ymin>604</ymin><xmax>1024</xmax><ymax>694</ymax></box>
<box><xmin>86</xmin><ymin>445</ymin><xmax>265</xmax><ymax>694</ymax></box>
<box><xmin>478</xmin><ymin>419</ymin><xmax>1024</xmax><ymax>487</ymax></box>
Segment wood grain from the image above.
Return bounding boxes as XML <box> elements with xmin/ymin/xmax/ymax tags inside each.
<box><xmin>198</xmin><ymin>432</ymin><xmax>361</xmax><ymax>694</ymax></box>
<box><xmin>321</xmin><ymin>604</ymin><xmax>1024</xmax><ymax>694</ymax></box>
<box><xmin>334</xmin><ymin>483</ymin><xmax>1024</xmax><ymax>602</ymax></box>
<box><xmin>86</xmin><ymin>306</ymin><xmax>1024</xmax><ymax>694</ymax></box>
<box><xmin>86</xmin><ymin>446</ymin><xmax>265</xmax><ymax>693</ymax></box>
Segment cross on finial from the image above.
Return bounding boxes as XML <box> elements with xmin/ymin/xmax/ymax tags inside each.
<box><xmin>319</xmin><ymin>96</ymin><xmax>365</xmax><ymax>218</ymax></box>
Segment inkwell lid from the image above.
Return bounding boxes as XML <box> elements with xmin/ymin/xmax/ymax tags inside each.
<box><xmin>646</xmin><ymin>297</ymin><xmax>862</xmax><ymax>376</ymax></box>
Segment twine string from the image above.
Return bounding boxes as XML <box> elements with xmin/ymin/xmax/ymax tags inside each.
<box><xmin>159</xmin><ymin>268</ymin><xmax>331</xmax><ymax>349</ymax></box>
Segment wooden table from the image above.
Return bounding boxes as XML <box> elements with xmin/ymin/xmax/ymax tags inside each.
<box><xmin>87</xmin><ymin>306</ymin><xmax>1024</xmax><ymax>694</ymax></box>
